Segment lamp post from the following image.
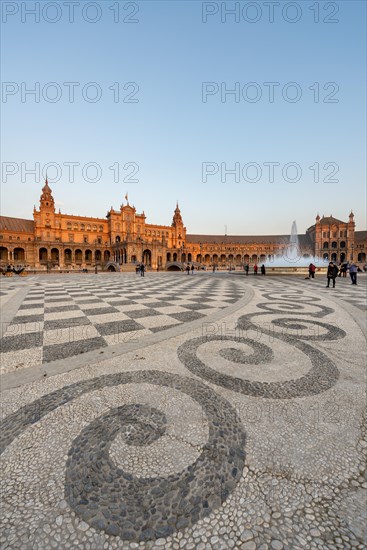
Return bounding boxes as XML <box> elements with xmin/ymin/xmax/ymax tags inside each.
<box><xmin>351</xmin><ymin>243</ymin><xmax>354</xmax><ymax>262</ymax></box>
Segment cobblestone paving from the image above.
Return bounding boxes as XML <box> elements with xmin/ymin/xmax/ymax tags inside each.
<box><xmin>0</xmin><ymin>274</ymin><xmax>243</xmax><ymax>373</ymax></box>
<box><xmin>1</xmin><ymin>273</ymin><xmax>366</xmax><ymax>549</ymax></box>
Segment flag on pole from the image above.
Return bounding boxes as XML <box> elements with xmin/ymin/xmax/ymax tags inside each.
<box><xmin>125</xmin><ymin>193</ymin><xmax>128</xmax><ymax>202</ymax></box>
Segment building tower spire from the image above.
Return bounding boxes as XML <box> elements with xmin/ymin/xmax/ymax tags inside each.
<box><xmin>40</xmin><ymin>178</ymin><xmax>55</xmax><ymax>211</ymax></box>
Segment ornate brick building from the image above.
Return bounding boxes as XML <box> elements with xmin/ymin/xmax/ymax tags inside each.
<box><xmin>0</xmin><ymin>181</ymin><xmax>366</xmax><ymax>271</ymax></box>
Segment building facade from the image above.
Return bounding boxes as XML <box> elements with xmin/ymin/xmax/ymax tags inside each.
<box><xmin>0</xmin><ymin>181</ymin><xmax>366</xmax><ymax>271</ymax></box>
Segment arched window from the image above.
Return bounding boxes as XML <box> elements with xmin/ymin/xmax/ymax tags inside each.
<box><xmin>99</xmin><ymin>225</ymin><xmax>103</xmax><ymax>232</ymax></box>
<box><xmin>75</xmin><ymin>249</ymin><xmax>83</xmax><ymax>263</ymax></box>
<box><xmin>331</xmin><ymin>241</ymin><xmax>337</xmax><ymax>248</ymax></box>
<box><xmin>340</xmin><ymin>241</ymin><xmax>346</xmax><ymax>248</ymax></box>
<box><xmin>64</xmin><ymin>249</ymin><xmax>72</xmax><ymax>263</ymax></box>
<box><xmin>39</xmin><ymin>248</ymin><xmax>48</xmax><ymax>261</ymax></box>
<box><xmin>323</xmin><ymin>242</ymin><xmax>329</xmax><ymax>249</ymax></box>
<box><xmin>14</xmin><ymin>247</ymin><xmax>25</xmax><ymax>261</ymax></box>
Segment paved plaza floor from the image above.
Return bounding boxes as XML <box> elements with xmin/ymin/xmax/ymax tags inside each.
<box><xmin>1</xmin><ymin>272</ymin><xmax>366</xmax><ymax>549</ymax></box>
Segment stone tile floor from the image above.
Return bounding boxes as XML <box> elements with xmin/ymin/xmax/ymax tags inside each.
<box><xmin>0</xmin><ymin>272</ymin><xmax>366</xmax><ymax>549</ymax></box>
<box><xmin>1</xmin><ymin>274</ymin><xmax>243</xmax><ymax>373</ymax></box>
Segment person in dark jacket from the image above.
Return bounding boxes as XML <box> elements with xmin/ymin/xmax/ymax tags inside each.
<box><xmin>326</xmin><ymin>262</ymin><xmax>338</xmax><ymax>287</ymax></box>
<box><xmin>140</xmin><ymin>263</ymin><xmax>145</xmax><ymax>277</ymax></box>
<box><xmin>244</xmin><ymin>264</ymin><xmax>249</xmax><ymax>275</ymax></box>
<box><xmin>261</xmin><ymin>264</ymin><xmax>266</xmax><ymax>276</ymax></box>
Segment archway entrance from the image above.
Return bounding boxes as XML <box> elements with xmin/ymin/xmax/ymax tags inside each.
<box><xmin>85</xmin><ymin>250</ymin><xmax>92</xmax><ymax>263</ymax></box>
<box><xmin>51</xmin><ymin>248</ymin><xmax>59</xmax><ymax>264</ymax></box>
<box><xmin>14</xmin><ymin>248</ymin><xmax>25</xmax><ymax>262</ymax></box>
<box><xmin>143</xmin><ymin>249</ymin><xmax>152</xmax><ymax>266</ymax></box>
<box><xmin>0</xmin><ymin>247</ymin><xmax>8</xmax><ymax>262</ymax></box>
<box><xmin>64</xmin><ymin>249</ymin><xmax>72</xmax><ymax>264</ymax></box>
<box><xmin>39</xmin><ymin>248</ymin><xmax>48</xmax><ymax>262</ymax></box>
<box><xmin>75</xmin><ymin>249</ymin><xmax>83</xmax><ymax>264</ymax></box>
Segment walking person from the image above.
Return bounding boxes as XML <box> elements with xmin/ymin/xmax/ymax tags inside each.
<box><xmin>245</xmin><ymin>264</ymin><xmax>249</xmax><ymax>276</ymax></box>
<box><xmin>186</xmin><ymin>264</ymin><xmax>190</xmax><ymax>275</ymax></box>
<box><xmin>261</xmin><ymin>264</ymin><xmax>266</xmax><ymax>276</ymax></box>
<box><xmin>254</xmin><ymin>263</ymin><xmax>258</xmax><ymax>275</ymax></box>
<box><xmin>308</xmin><ymin>263</ymin><xmax>316</xmax><ymax>279</ymax></box>
<box><xmin>140</xmin><ymin>263</ymin><xmax>145</xmax><ymax>277</ymax></box>
<box><xmin>191</xmin><ymin>264</ymin><xmax>195</xmax><ymax>275</ymax></box>
<box><xmin>326</xmin><ymin>262</ymin><xmax>338</xmax><ymax>288</ymax></box>
<box><xmin>349</xmin><ymin>262</ymin><xmax>358</xmax><ymax>285</ymax></box>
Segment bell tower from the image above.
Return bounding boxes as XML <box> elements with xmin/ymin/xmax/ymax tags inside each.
<box><xmin>34</xmin><ymin>179</ymin><xmax>56</xmax><ymax>241</ymax></box>
<box><xmin>171</xmin><ymin>202</ymin><xmax>186</xmax><ymax>248</ymax></box>
<box><xmin>39</xmin><ymin>178</ymin><xmax>55</xmax><ymax>212</ymax></box>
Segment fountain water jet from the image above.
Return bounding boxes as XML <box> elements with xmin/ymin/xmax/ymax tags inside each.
<box><xmin>263</xmin><ymin>221</ymin><xmax>329</xmax><ymax>269</ymax></box>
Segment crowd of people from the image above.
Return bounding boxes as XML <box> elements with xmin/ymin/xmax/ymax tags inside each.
<box><xmin>305</xmin><ymin>261</ymin><xmax>360</xmax><ymax>288</ymax></box>
<box><xmin>324</xmin><ymin>261</ymin><xmax>359</xmax><ymax>288</ymax></box>
<box><xmin>243</xmin><ymin>263</ymin><xmax>266</xmax><ymax>276</ymax></box>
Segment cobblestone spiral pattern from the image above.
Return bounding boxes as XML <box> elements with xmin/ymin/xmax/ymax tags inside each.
<box><xmin>178</xmin><ymin>290</ymin><xmax>345</xmax><ymax>399</ymax></box>
<box><xmin>1</xmin><ymin>371</ymin><xmax>246</xmax><ymax>542</ymax></box>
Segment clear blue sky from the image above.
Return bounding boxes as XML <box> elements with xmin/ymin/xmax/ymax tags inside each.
<box><xmin>1</xmin><ymin>1</ymin><xmax>366</xmax><ymax>235</ymax></box>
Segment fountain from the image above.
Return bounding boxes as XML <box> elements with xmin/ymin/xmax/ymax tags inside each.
<box><xmin>263</xmin><ymin>220</ymin><xmax>329</xmax><ymax>273</ymax></box>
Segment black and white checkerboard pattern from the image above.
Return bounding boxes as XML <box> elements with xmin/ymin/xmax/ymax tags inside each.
<box><xmin>1</xmin><ymin>275</ymin><xmax>243</xmax><ymax>371</ymax></box>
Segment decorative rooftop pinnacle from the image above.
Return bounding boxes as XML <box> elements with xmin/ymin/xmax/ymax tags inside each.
<box><xmin>42</xmin><ymin>178</ymin><xmax>52</xmax><ymax>194</ymax></box>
